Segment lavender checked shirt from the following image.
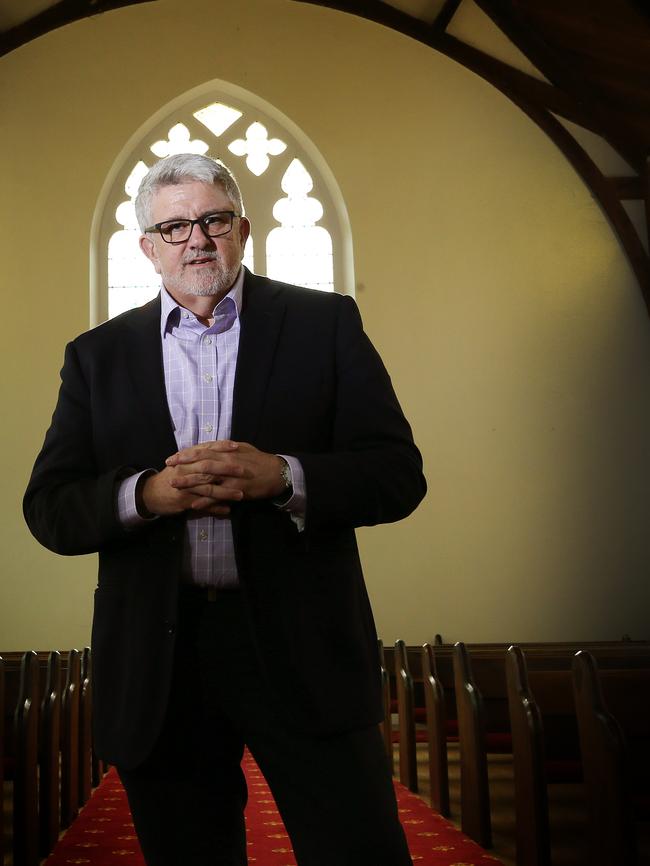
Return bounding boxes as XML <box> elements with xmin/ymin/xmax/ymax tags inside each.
<box><xmin>117</xmin><ymin>268</ymin><xmax>305</xmax><ymax>588</ymax></box>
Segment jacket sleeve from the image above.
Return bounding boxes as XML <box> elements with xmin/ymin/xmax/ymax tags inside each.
<box><xmin>295</xmin><ymin>295</ymin><xmax>426</xmax><ymax>531</ymax></box>
<box><xmin>23</xmin><ymin>340</ymin><xmax>132</xmax><ymax>556</ymax></box>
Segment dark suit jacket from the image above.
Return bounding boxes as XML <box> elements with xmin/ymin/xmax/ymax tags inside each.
<box><xmin>24</xmin><ymin>270</ymin><xmax>426</xmax><ymax>769</ymax></box>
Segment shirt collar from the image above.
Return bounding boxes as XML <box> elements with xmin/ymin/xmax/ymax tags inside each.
<box><xmin>160</xmin><ymin>267</ymin><xmax>244</xmax><ymax>338</ymax></box>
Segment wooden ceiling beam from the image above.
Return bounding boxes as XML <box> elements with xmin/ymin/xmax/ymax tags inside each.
<box><xmin>0</xmin><ymin>0</ymin><xmax>155</xmax><ymax>58</ymax></box>
<box><xmin>645</xmin><ymin>158</ymin><xmax>650</xmax><ymax>256</ymax></box>
<box><xmin>432</xmin><ymin>0</ymin><xmax>462</xmax><ymax>33</ymax></box>
<box><xmin>471</xmin><ymin>0</ymin><xmax>646</xmax><ymax>171</ymax></box>
<box><xmin>292</xmin><ymin>1</ymin><xmax>650</xmax><ymax>309</ymax></box>
<box><xmin>433</xmin><ymin>34</ymin><xmax>650</xmax><ymax>309</ymax></box>
<box><xmin>613</xmin><ymin>177</ymin><xmax>643</xmax><ymax>201</ymax></box>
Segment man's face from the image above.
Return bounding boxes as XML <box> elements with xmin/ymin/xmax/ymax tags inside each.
<box><xmin>139</xmin><ymin>180</ymin><xmax>250</xmax><ymax>304</ymax></box>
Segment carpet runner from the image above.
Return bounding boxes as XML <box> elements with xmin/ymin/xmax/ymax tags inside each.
<box><xmin>45</xmin><ymin>752</ymin><xmax>503</xmax><ymax>865</ymax></box>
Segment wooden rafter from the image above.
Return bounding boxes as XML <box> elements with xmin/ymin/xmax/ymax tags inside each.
<box><xmin>292</xmin><ymin>0</ymin><xmax>650</xmax><ymax>311</ymax></box>
<box><xmin>472</xmin><ymin>0</ymin><xmax>648</xmax><ymax>172</ymax></box>
<box><xmin>645</xmin><ymin>157</ymin><xmax>650</xmax><ymax>255</ymax></box>
<box><xmin>433</xmin><ymin>0</ymin><xmax>462</xmax><ymax>33</ymax></box>
<box><xmin>0</xmin><ymin>0</ymin><xmax>155</xmax><ymax>58</ymax></box>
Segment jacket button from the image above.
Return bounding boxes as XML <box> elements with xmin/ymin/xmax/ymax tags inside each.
<box><xmin>164</xmin><ymin>621</ymin><xmax>176</xmax><ymax>635</ymax></box>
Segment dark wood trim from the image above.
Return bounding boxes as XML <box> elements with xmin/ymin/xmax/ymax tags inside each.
<box><xmin>433</xmin><ymin>0</ymin><xmax>463</xmax><ymax>33</ymax></box>
<box><xmin>293</xmin><ymin>1</ymin><xmax>650</xmax><ymax>310</ymax></box>
<box><xmin>0</xmin><ymin>0</ymin><xmax>156</xmax><ymax>58</ymax></box>
<box><xmin>471</xmin><ymin>0</ymin><xmax>643</xmax><ymax>172</ymax></box>
<box><xmin>645</xmin><ymin>157</ymin><xmax>650</xmax><ymax>256</ymax></box>
<box><xmin>613</xmin><ymin>176</ymin><xmax>643</xmax><ymax>201</ymax></box>
<box><xmin>429</xmin><ymin>34</ymin><xmax>600</xmax><ymax>134</ymax></box>
<box><xmin>437</xmin><ymin>41</ymin><xmax>650</xmax><ymax>308</ymax></box>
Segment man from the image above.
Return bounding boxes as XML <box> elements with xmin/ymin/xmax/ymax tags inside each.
<box><xmin>24</xmin><ymin>153</ymin><xmax>426</xmax><ymax>866</ymax></box>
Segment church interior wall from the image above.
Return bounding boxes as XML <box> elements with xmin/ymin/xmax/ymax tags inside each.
<box><xmin>2</xmin><ymin>0</ymin><xmax>649</xmax><ymax>648</ymax></box>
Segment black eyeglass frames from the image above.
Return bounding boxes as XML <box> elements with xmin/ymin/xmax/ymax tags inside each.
<box><xmin>144</xmin><ymin>211</ymin><xmax>240</xmax><ymax>244</ymax></box>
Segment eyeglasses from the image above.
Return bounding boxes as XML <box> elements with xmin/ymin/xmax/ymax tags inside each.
<box><xmin>144</xmin><ymin>211</ymin><xmax>240</xmax><ymax>244</ymax></box>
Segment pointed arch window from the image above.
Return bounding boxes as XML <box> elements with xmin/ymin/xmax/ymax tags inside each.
<box><xmin>97</xmin><ymin>86</ymin><xmax>352</xmax><ymax>322</ymax></box>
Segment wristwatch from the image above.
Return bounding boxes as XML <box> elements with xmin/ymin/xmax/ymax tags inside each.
<box><xmin>279</xmin><ymin>457</ymin><xmax>293</xmax><ymax>495</ymax></box>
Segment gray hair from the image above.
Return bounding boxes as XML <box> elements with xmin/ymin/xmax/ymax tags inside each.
<box><xmin>134</xmin><ymin>153</ymin><xmax>245</xmax><ymax>231</ymax></box>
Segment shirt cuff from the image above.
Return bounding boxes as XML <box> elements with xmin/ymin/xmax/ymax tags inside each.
<box><xmin>116</xmin><ymin>470</ymin><xmax>158</xmax><ymax>528</ymax></box>
<box><xmin>276</xmin><ymin>455</ymin><xmax>306</xmax><ymax>531</ymax></box>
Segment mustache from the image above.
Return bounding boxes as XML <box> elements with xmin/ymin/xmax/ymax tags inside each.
<box><xmin>182</xmin><ymin>251</ymin><xmax>220</xmax><ymax>264</ymax></box>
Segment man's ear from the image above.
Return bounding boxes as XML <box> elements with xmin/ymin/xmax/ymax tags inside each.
<box><xmin>239</xmin><ymin>216</ymin><xmax>251</xmax><ymax>248</ymax></box>
<box><xmin>139</xmin><ymin>234</ymin><xmax>162</xmax><ymax>274</ymax></box>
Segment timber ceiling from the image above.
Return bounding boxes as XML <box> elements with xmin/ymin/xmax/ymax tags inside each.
<box><xmin>2</xmin><ymin>0</ymin><xmax>649</xmax><ymax>308</ymax></box>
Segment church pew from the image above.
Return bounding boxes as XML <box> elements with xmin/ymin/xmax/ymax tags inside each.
<box><xmin>572</xmin><ymin>651</ymin><xmax>650</xmax><ymax>866</ymax></box>
<box><xmin>383</xmin><ymin>637</ymin><xmax>649</xmax><ymax>839</ymax></box>
<box><xmin>39</xmin><ymin>651</ymin><xmax>62</xmax><ymax>858</ymax></box>
<box><xmin>2</xmin><ymin>651</ymin><xmax>58</xmax><ymax>863</ymax></box>
<box><xmin>505</xmin><ymin>645</ymin><xmax>584</xmax><ymax>866</ymax></box>
<box><xmin>377</xmin><ymin>640</ymin><xmax>394</xmax><ymax>774</ymax></box>
<box><xmin>453</xmin><ymin>642</ymin><xmax>503</xmax><ymax>847</ymax></box>
<box><xmin>394</xmin><ymin>639</ymin><xmax>419</xmax><ymax>792</ymax></box>
<box><xmin>1</xmin><ymin>648</ymin><xmax>96</xmax><ymax>860</ymax></box>
<box><xmin>452</xmin><ymin>641</ymin><xmax>650</xmax><ymax>851</ymax></box>
<box><xmin>60</xmin><ymin>649</ymin><xmax>81</xmax><ymax>829</ymax></box>
<box><xmin>5</xmin><ymin>651</ymin><xmax>40</xmax><ymax>866</ymax></box>
<box><xmin>79</xmin><ymin>647</ymin><xmax>93</xmax><ymax>807</ymax></box>
<box><xmin>422</xmin><ymin>642</ymin><xmax>451</xmax><ymax>817</ymax></box>
<box><xmin>388</xmin><ymin>638</ymin><xmax>650</xmax><ymax>834</ymax></box>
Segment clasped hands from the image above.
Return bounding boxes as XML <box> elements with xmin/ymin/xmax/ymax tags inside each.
<box><xmin>139</xmin><ymin>440</ymin><xmax>286</xmax><ymax>518</ymax></box>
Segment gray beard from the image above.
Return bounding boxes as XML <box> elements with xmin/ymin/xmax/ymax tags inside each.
<box><xmin>165</xmin><ymin>262</ymin><xmax>239</xmax><ymax>297</ymax></box>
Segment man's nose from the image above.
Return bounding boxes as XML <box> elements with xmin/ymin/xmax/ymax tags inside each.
<box><xmin>187</xmin><ymin>220</ymin><xmax>215</xmax><ymax>245</ymax></box>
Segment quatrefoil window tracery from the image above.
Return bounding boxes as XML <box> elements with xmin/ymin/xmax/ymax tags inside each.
<box><xmin>228</xmin><ymin>122</ymin><xmax>287</xmax><ymax>176</ymax></box>
<box><xmin>150</xmin><ymin>123</ymin><xmax>209</xmax><ymax>157</ymax></box>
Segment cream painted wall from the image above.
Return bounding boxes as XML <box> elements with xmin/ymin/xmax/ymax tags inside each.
<box><xmin>2</xmin><ymin>0</ymin><xmax>649</xmax><ymax>649</ymax></box>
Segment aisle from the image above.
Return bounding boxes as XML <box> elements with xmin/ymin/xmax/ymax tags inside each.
<box><xmin>45</xmin><ymin>752</ymin><xmax>503</xmax><ymax>865</ymax></box>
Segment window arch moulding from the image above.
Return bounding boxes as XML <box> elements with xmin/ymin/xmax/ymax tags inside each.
<box><xmin>91</xmin><ymin>79</ymin><xmax>355</xmax><ymax>325</ymax></box>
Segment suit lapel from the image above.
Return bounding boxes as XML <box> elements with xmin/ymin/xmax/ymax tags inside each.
<box><xmin>231</xmin><ymin>271</ymin><xmax>287</xmax><ymax>443</ymax></box>
<box><xmin>123</xmin><ymin>296</ymin><xmax>178</xmax><ymax>463</ymax></box>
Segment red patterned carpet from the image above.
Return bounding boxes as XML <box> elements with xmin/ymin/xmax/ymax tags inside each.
<box><xmin>45</xmin><ymin>752</ymin><xmax>503</xmax><ymax>865</ymax></box>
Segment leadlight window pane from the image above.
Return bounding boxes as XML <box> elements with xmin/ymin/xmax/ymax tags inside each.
<box><xmin>266</xmin><ymin>159</ymin><xmax>333</xmax><ymax>292</ymax></box>
<box><xmin>107</xmin><ymin>98</ymin><xmax>339</xmax><ymax>320</ymax></box>
<box><xmin>108</xmin><ymin>200</ymin><xmax>160</xmax><ymax>319</ymax></box>
<box><xmin>194</xmin><ymin>103</ymin><xmax>242</xmax><ymax>137</ymax></box>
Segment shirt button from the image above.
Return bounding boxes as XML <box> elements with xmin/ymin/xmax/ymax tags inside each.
<box><xmin>182</xmin><ymin>312</ymin><xmax>190</xmax><ymax>319</ymax></box>
<box><xmin>204</xmin><ymin>423</ymin><xmax>213</xmax><ymax>433</ymax></box>
<box><xmin>204</xmin><ymin>336</ymin><xmax>213</xmax><ymax>345</ymax></box>
<box><xmin>203</xmin><ymin>373</ymin><xmax>213</xmax><ymax>383</ymax></box>
<box><xmin>199</xmin><ymin>530</ymin><xmax>208</xmax><ymax>541</ymax></box>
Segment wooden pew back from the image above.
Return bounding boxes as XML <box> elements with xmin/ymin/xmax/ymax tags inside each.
<box><xmin>60</xmin><ymin>649</ymin><xmax>81</xmax><ymax>829</ymax></box>
<box><xmin>394</xmin><ymin>639</ymin><xmax>418</xmax><ymax>793</ymax></box>
<box><xmin>377</xmin><ymin>640</ymin><xmax>393</xmax><ymax>774</ymax></box>
<box><xmin>450</xmin><ymin>641</ymin><xmax>650</xmax><ymax>852</ymax></box>
<box><xmin>8</xmin><ymin>651</ymin><xmax>40</xmax><ymax>866</ymax></box>
<box><xmin>39</xmin><ymin>651</ymin><xmax>62</xmax><ymax>858</ymax></box>
<box><xmin>572</xmin><ymin>651</ymin><xmax>650</xmax><ymax>866</ymax></box>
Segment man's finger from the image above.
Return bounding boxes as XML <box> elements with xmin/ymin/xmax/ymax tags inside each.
<box><xmin>172</xmin><ymin>459</ymin><xmax>247</xmax><ymax>481</ymax></box>
<box><xmin>170</xmin><ymin>471</ymin><xmax>224</xmax><ymax>489</ymax></box>
<box><xmin>166</xmin><ymin>440</ymin><xmax>239</xmax><ymax>466</ymax></box>
<box><xmin>186</xmin><ymin>484</ymin><xmax>244</xmax><ymax>503</ymax></box>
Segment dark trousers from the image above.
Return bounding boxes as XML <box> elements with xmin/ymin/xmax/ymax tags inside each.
<box><xmin>118</xmin><ymin>587</ymin><xmax>412</xmax><ymax>866</ymax></box>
